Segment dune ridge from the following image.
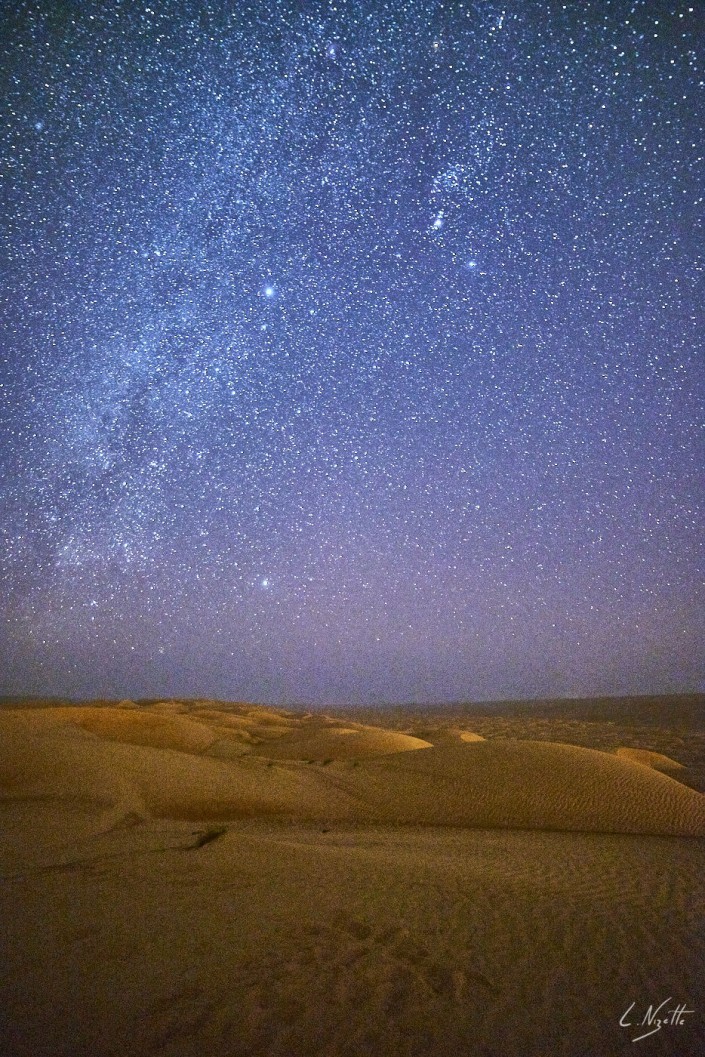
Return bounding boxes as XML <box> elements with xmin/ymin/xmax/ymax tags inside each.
<box><xmin>614</xmin><ymin>746</ymin><xmax>685</xmax><ymax>771</ymax></box>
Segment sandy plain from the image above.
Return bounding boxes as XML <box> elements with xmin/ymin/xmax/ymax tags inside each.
<box><xmin>1</xmin><ymin>694</ymin><xmax>703</xmax><ymax>1056</ymax></box>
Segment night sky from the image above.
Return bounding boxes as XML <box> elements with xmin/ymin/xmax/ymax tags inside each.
<box><xmin>1</xmin><ymin>0</ymin><xmax>703</xmax><ymax>705</ymax></box>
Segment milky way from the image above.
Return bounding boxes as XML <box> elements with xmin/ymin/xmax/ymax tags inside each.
<box><xmin>1</xmin><ymin>1</ymin><xmax>703</xmax><ymax>704</ymax></box>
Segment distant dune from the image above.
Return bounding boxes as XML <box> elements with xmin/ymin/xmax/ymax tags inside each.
<box><xmin>1</xmin><ymin>700</ymin><xmax>703</xmax><ymax>838</ymax></box>
<box><xmin>614</xmin><ymin>746</ymin><xmax>685</xmax><ymax>771</ymax></box>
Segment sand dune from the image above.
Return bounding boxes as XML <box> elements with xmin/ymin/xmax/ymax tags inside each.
<box><xmin>350</xmin><ymin>739</ymin><xmax>705</xmax><ymax>836</ymax></box>
<box><xmin>26</xmin><ymin>705</ymin><xmax>219</xmax><ymax>753</ymax></box>
<box><xmin>614</xmin><ymin>745</ymin><xmax>685</xmax><ymax>771</ymax></box>
<box><xmin>456</xmin><ymin>728</ymin><xmax>486</xmax><ymax>742</ymax></box>
<box><xmin>2</xmin><ymin>698</ymin><xmax>704</xmax><ymax>1057</ymax></box>
<box><xmin>256</xmin><ymin>724</ymin><xmax>432</xmax><ymax>761</ymax></box>
<box><xmin>1</xmin><ymin>703</ymin><xmax>703</xmax><ymax>838</ymax></box>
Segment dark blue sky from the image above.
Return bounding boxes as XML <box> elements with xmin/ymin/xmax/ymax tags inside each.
<box><xmin>1</xmin><ymin>0</ymin><xmax>703</xmax><ymax>704</ymax></box>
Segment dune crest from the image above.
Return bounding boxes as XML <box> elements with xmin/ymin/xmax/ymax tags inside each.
<box><xmin>457</xmin><ymin>730</ymin><xmax>486</xmax><ymax>743</ymax></box>
<box><xmin>614</xmin><ymin>746</ymin><xmax>684</xmax><ymax>771</ymax></box>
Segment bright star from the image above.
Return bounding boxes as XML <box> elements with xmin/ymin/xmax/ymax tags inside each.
<box><xmin>264</xmin><ymin>285</ymin><xmax>275</xmax><ymax>298</ymax></box>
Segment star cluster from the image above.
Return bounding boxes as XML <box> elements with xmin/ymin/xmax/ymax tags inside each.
<box><xmin>1</xmin><ymin>0</ymin><xmax>703</xmax><ymax>703</ymax></box>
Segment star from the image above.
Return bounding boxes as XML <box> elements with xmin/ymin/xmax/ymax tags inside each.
<box><xmin>0</xmin><ymin>0</ymin><xmax>700</xmax><ymax>704</ymax></box>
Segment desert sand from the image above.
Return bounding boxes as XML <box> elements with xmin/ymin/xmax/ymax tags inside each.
<box><xmin>1</xmin><ymin>696</ymin><xmax>704</xmax><ymax>1055</ymax></box>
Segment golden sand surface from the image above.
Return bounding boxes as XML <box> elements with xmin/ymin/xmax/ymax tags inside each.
<box><xmin>1</xmin><ymin>696</ymin><xmax>704</xmax><ymax>1056</ymax></box>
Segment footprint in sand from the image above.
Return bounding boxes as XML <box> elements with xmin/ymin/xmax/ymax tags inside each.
<box><xmin>253</xmin><ymin>913</ymin><xmax>498</xmax><ymax>1027</ymax></box>
<box><xmin>136</xmin><ymin>981</ymin><xmax>228</xmax><ymax>1051</ymax></box>
<box><xmin>133</xmin><ymin>920</ymin><xmax>497</xmax><ymax>1055</ymax></box>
